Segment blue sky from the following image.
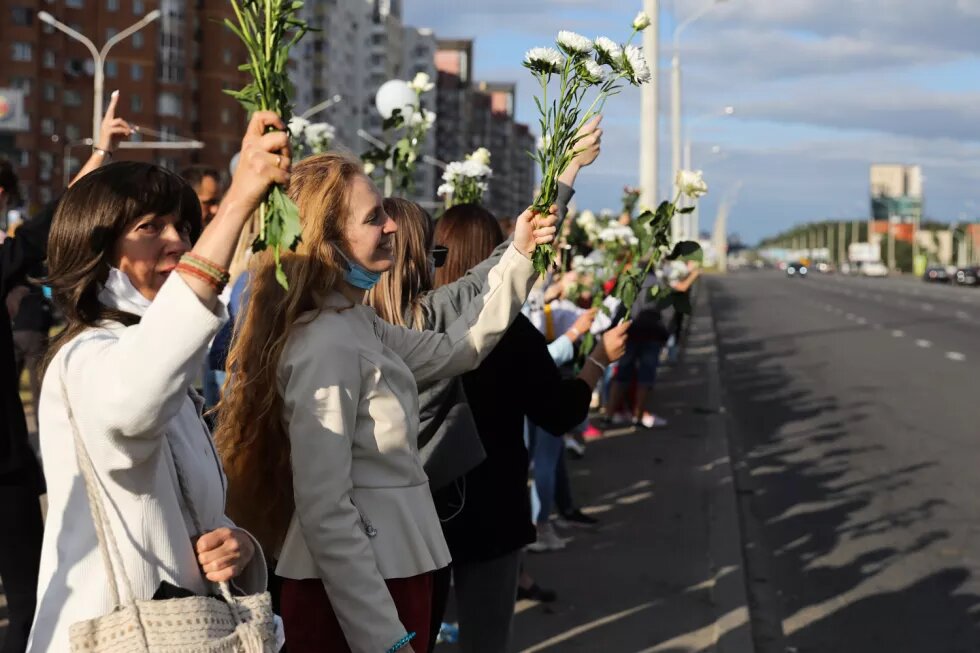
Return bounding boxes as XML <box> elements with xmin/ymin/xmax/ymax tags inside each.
<box><xmin>404</xmin><ymin>0</ymin><xmax>980</xmax><ymax>243</ymax></box>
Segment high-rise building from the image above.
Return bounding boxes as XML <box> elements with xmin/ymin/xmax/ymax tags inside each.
<box><xmin>291</xmin><ymin>0</ymin><xmax>438</xmax><ymax>204</ymax></box>
<box><xmin>435</xmin><ymin>40</ymin><xmax>536</xmax><ymax>219</ymax></box>
<box><xmin>0</xmin><ymin>0</ymin><xmax>251</xmax><ymax>212</ymax></box>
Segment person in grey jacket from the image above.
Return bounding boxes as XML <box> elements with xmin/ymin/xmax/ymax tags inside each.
<box><xmin>366</xmin><ymin>115</ymin><xmax>602</xmax><ymax>652</ymax></box>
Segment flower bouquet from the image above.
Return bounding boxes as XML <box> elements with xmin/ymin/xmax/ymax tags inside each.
<box><xmin>288</xmin><ymin>116</ymin><xmax>336</xmax><ymax>160</ymax></box>
<box><xmin>438</xmin><ymin>147</ymin><xmax>492</xmax><ymax>207</ymax></box>
<box><xmin>524</xmin><ymin>13</ymin><xmax>654</xmax><ymax>273</ymax></box>
<box><xmin>362</xmin><ymin>73</ymin><xmax>437</xmax><ymax>194</ymax></box>
<box><xmin>224</xmin><ymin>0</ymin><xmax>309</xmax><ymax>289</ymax></box>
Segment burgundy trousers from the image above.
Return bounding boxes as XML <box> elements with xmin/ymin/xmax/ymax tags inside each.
<box><xmin>280</xmin><ymin>572</ymin><xmax>434</xmax><ymax>653</ymax></box>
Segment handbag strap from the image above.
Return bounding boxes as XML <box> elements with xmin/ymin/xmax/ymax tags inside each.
<box><xmin>166</xmin><ymin>410</ymin><xmax>250</xmax><ymax>625</ymax></box>
<box><xmin>59</xmin><ymin>367</ymin><xmax>136</xmax><ymax>609</ymax></box>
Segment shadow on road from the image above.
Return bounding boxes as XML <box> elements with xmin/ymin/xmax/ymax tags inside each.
<box><xmin>708</xmin><ymin>277</ymin><xmax>980</xmax><ymax>653</ymax></box>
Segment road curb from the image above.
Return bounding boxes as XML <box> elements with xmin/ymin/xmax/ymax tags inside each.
<box><xmin>695</xmin><ymin>284</ymin><xmax>756</xmax><ymax>653</ymax></box>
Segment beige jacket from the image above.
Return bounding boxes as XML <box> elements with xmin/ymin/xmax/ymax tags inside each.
<box><xmin>275</xmin><ymin>244</ymin><xmax>536</xmax><ymax>652</ymax></box>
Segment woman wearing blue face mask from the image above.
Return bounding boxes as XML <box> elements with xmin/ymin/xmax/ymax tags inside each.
<box><xmin>215</xmin><ymin>153</ymin><xmax>558</xmax><ymax>653</ymax></box>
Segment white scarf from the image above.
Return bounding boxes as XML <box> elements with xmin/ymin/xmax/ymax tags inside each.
<box><xmin>97</xmin><ymin>267</ymin><xmax>153</xmax><ymax>317</ymax></box>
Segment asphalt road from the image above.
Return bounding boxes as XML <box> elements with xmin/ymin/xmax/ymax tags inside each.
<box><xmin>707</xmin><ymin>270</ymin><xmax>980</xmax><ymax>653</ymax></box>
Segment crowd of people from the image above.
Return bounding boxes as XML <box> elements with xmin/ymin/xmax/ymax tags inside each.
<box><xmin>0</xmin><ymin>91</ymin><xmax>697</xmax><ymax>653</ymax></box>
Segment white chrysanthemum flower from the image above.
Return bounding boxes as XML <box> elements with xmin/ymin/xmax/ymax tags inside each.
<box><xmin>524</xmin><ymin>47</ymin><xmax>564</xmax><ymax>74</ymax></box>
<box><xmin>576</xmin><ymin>209</ymin><xmax>597</xmax><ymax>229</ymax></box>
<box><xmin>594</xmin><ymin>37</ymin><xmax>623</xmax><ymax>66</ymax></box>
<box><xmin>476</xmin><ymin>181</ymin><xmax>489</xmax><ymax>193</ymax></box>
<box><xmin>423</xmin><ymin>109</ymin><xmax>436</xmax><ymax>127</ymax></box>
<box><xmin>460</xmin><ymin>158</ymin><xmax>491</xmax><ymax>179</ymax></box>
<box><xmin>305</xmin><ymin>122</ymin><xmax>335</xmax><ymax>140</ymax></box>
<box><xmin>443</xmin><ymin>161</ymin><xmax>466</xmax><ymax>179</ymax></box>
<box><xmin>288</xmin><ymin>116</ymin><xmax>310</xmax><ymax>140</ymax></box>
<box><xmin>363</xmin><ymin>162</ymin><xmax>376</xmax><ymax>175</ymax></box>
<box><xmin>537</xmin><ymin>133</ymin><xmax>551</xmax><ymax>150</ymax></box>
<box><xmin>410</xmin><ymin>72</ymin><xmax>434</xmax><ymax>93</ymax></box>
<box><xmin>556</xmin><ymin>30</ymin><xmax>593</xmax><ymax>56</ymax></box>
<box><xmin>623</xmin><ymin>45</ymin><xmax>652</xmax><ymax>84</ymax></box>
<box><xmin>632</xmin><ymin>11</ymin><xmax>652</xmax><ymax>31</ymax></box>
<box><xmin>579</xmin><ymin>59</ymin><xmax>606</xmax><ymax>84</ymax></box>
<box><xmin>675</xmin><ymin>169</ymin><xmax>708</xmax><ymax>199</ymax></box>
<box><xmin>437</xmin><ymin>182</ymin><xmax>455</xmax><ymax>197</ymax></box>
<box><xmin>467</xmin><ymin>147</ymin><xmax>492</xmax><ymax>167</ymax></box>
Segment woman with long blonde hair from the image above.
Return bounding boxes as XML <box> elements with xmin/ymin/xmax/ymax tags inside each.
<box><xmin>215</xmin><ymin>152</ymin><xmax>557</xmax><ymax>653</ymax></box>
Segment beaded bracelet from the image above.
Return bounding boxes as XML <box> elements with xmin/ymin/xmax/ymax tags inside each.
<box><xmin>182</xmin><ymin>253</ymin><xmax>230</xmax><ymax>285</ymax></box>
<box><xmin>386</xmin><ymin>632</ymin><xmax>416</xmax><ymax>653</ymax></box>
<box><xmin>92</xmin><ymin>146</ymin><xmax>113</xmax><ymax>159</ymax></box>
<box><xmin>175</xmin><ymin>261</ymin><xmax>225</xmax><ymax>293</ymax></box>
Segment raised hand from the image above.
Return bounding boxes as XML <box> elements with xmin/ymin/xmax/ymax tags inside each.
<box><xmin>514</xmin><ymin>205</ymin><xmax>559</xmax><ymax>259</ymax></box>
<box><xmin>97</xmin><ymin>90</ymin><xmax>134</xmax><ymax>154</ymax></box>
<box><xmin>224</xmin><ymin>111</ymin><xmax>292</xmax><ymax>215</ymax></box>
<box><xmin>599</xmin><ymin>320</ymin><xmax>630</xmax><ymax>363</ymax></box>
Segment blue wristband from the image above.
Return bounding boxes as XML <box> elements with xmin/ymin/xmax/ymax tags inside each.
<box><xmin>387</xmin><ymin>632</ymin><xmax>416</xmax><ymax>653</ymax></box>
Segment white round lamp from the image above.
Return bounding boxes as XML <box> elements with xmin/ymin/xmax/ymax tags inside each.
<box><xmin>375</xmin><ymin>80</ymin><xmax>418</xmax><ymax>121</ymax></box>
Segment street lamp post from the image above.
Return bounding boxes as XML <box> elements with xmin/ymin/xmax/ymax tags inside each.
<box><xmin>639</xmin><ymin>0</ymin><xmax>660</xmax><ymax>211</ymax></box>
<box><xmin>300</xmin><ymin>94</ymin><xmax>344</xmax><ymax>120</ymax></box>
<box><xmin>38</xmin><ymin>9</ymin><xmax>161</xmax><ymax>142</ymax></box>
<box><xmin>671</xmin><ymin>0</ymin><xmax>726</xmax><ymax>243</ymax></box>
<box><xmin>682</xmin><ymin>106</ymin><xmax>733</xmax><ymax>240</ymax></box>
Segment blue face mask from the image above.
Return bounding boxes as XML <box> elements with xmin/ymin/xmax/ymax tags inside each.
<box><xmin>333</xmin><ymin>244</ymin><xmax>383</xmax><ymax>290</ymax></box>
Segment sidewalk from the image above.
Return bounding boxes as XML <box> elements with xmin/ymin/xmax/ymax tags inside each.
<box><xmin>493</xmin><ymin>287</ymin><xmax>753</xmax><ymax>652</ymax></box>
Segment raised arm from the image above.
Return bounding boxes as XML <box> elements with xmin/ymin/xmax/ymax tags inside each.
<box><xmin>379</xmin><ymin>207</ymin><xmax>557</xmax><ymax>386</ymax></box>
<box><xmin>421</xmin><ymin>181</ymin><xmax>575</xmax><ymax>327</ymax></box>
<box><xmin>69</xmin><ymin>90</ymin><xmax>134</xmax><ymax>187</ymax></box>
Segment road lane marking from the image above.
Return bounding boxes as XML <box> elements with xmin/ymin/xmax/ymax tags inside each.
<box><xmin>856</xmin><ymin>317</ymin><xmax>867</xmax><ymax>325</ymax></box>
<box><xmin>956</xmin><ymin>311</ymin><xmax>971</xmax><ymax>320</ymax></box>
<box><xmin>845</xmin><ymin>313</ymin><xmax>856</xmax><ymax>320</ymax></box>
<box><xmin>892</xmin><ymin>330</ymin><xmax>904</xmax><ymax>337</ymax></box>
<box><xmin>946</xmin><ymin>352</ymin><xmax>967</xmax><ymax>362</ymax></box>
<box><xmin>915</xmin><ymin>339</ymin><xmax>933</xmax><ymax>348</ymax></box>
<box><xmin>921</xmin><ymin>303</ymin><xmax>935</xmax><ymax>312</ymax></box>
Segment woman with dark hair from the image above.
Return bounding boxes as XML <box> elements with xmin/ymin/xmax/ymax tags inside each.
<box><xmin>26</xmin><ymin>111</ymin><xmax>287</xmax><ymax>653</ymax></box>
<box><xmin>431</xmin><ymin>204</ymin><xmax>628</xmax><ymax>653</ymax></box>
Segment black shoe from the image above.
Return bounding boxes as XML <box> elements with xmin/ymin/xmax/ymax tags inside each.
<box><xmin>559</xmin><ymin>509</ymin><xmax>599</xmax><ymax>526</ymax></box>
<box><xmin>517</xmin><ymin>583</ymin><xmax>557</xmax><ymax>603</ymax></box>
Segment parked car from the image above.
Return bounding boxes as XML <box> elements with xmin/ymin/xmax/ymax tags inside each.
<box><xmin>923</xmin><ymin>266</ymin><xmax>951</xmax><ymax>283</ymax></box>
<box><xmin>954</xmin><ymin>266</ymin><xmax>980</xmax><ymax>287</ymax></box>
<box><xmin>860</xmin><ymin>261</ymin><xmax>889</xmax><ymax>277</ymax></box>
<box><xmin>786</xmin><ymin>262</ymin><xmax>809</xmax><ymax>278</ymax></box>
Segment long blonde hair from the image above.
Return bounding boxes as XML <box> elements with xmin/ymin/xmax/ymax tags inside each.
<box><xmin>214</xmin><ymin>152</ymin><xmax>364</xmax><ymax>554</ymax></box>
<box><xmin>365</xmin><ymin>198</ymin><xmax>434</xmax><ymax>330</ymax></box>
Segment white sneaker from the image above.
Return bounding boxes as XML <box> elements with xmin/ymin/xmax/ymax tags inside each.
<box><xmin>640</xmin><ymin>412</ymin><xmax>668</xmax><ymax>429</ymax></box>
<box><xmin>527</xmin><ymin>522</ymin><xmax>569</xmax><ymax>553</ymax></box>
<box><xmin>564</xmin><ymin>436</ymin><xmax>585</xmax><ymax>458</ymax></box>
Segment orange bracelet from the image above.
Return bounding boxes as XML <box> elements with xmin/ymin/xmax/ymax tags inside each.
<box><xmin>181</xmin><ymin>253</ymin><xmax>230</xmax><ymax>285</ymax></box>
<box><xmin>175</xmin><ymin>261</ymin><xmax>225</xmax><ymax>292</ymax></box>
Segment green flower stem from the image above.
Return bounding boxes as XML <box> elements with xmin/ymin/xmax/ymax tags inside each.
<box><xmin>623</xmin><ymin>190</ymin><xmax>682</xmax><ymax>321</ymax></box>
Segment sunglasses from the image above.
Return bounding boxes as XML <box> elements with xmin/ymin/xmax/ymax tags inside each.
<box><xmin>432</xmin><ymin>245</ymin><xmax>449</xmax><ymax>268</ymax></box>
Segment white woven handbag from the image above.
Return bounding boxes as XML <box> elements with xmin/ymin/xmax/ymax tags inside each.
<box><xmin>60</xmin><ymin>373</ymin><xmax>276</xmax><ymax>653</ymax></box>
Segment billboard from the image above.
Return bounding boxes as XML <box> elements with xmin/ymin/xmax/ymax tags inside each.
<box><xmin>0</xmin><ymin>89</ymin><xmax>29</xmax><ymax>133</ymax></box>
<box><xmin>870</xmin><ymin>164</ymin><xmax>922</xmax><ymax>223</ymax></box>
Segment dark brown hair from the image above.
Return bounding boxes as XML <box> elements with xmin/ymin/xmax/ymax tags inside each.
<box><xmin>365</xmin><ymin>198</ymin><xmax>434</xmax><ymax>330</ymax></box>
<box><xmin>41</xmin><ymin>161</ymin><xmax>202</xmax><ymax>376</ymax></box>
<box><xmin>434</xmin><ymin>203</ymin><xmax>503</xmax><ymax>287</ymax></box>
